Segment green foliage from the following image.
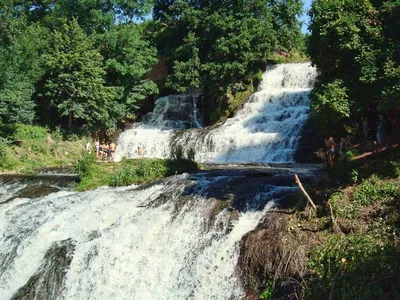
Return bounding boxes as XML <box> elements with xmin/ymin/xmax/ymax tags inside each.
<box><xmin>112</xmin><ymin>159</ymin><xmax>167</xmax><ymax>186</ymax></box>
<box><xmin>352</xmin><ymin>175</ymin><xmax>400</xmax><ymax>206</ymax></box>
<box><xmin>153</xmin><ymin>0</ymin><xmax>304</xmax><ymax>124</ymax></box>
<box><xmin>1</xmin><ymin>1</ymin><xmax>157</xmax><ymax>131</ymax></box>
<box><xmin>0</xmin><ymin>138</ymin><xmax>18</xmax><ymax>170</ymax></box>
<box><xmin>97</xmin><ymin>23</ymin><xmax>158</xmax><ymax>117</ymax></box>
<box><xmin>260</xmin><ymin>278</ymin><xmax>274</xmax><ymax>299</ymax></box>
<box><xmin>13</xmin><ymin>124</ymin><xmax>48</xmax><ymax>141</ymax></box>
<box><xmin>0</xmin><ymin>124</ymin><xmax>47</xmax><ymax>141</ymax></box>
<box><xmin>52</xmin><ymin>127</ymin><xmax>63</xmax><ymax>142</ymax></box>
<box><xmin>308</xmin><ymin>0</ymin><xmax>400</xmax><ymax>133</ymax></box>
<box><xmin>41</xmin><ymin>19</ymin><xmax>117</xmax><ymax>130</ymax></box>
<box><xmin>310</xmin><ymin>79</ymin><xmax>350</xmax><ymax>134</ymax></box>
<box><xmin>74</xmin><ymin>153</ymin><xmax>98</xmax><ymax>179</ymax></box>
<box><xmin>309</xmin><ymin>232</ymin><xmax>400</xmax><ymax>299</ymax></box>
<box><xmin>350</xmin><ymin>169</ymin><xmax>358</xmax><ymax>185</ymax></box>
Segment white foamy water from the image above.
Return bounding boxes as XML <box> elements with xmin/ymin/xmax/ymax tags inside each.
<box><xmin>115</xmin><ymin>63</ymin><xmax>317</xmax><ymax>163</ymax></box>
<box><xmin>0</xmin><ymin>175</ymin><xmax>277</xmax><ymax>300</ymax></box>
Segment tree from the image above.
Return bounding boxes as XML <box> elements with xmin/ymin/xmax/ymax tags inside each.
<box><xmin>97</xmin><ymin>23</ymin><xmax>158</xmax><ymax>122</ymax></box>
<box><xmin>0</xmin><ymin>13</ymin><xmax>49</xmax><ymax>124</ymax></box>
<box><xmin>308</xmin><ymin>0</ymin><xmax>400</xmax><ymax>134</ymax></box>
<box><xmin>42</xmin><ymin>19</ymin><xmax>117</xmax><ymax>129</ymax></box>
<box><xmin>152</xmin><ymin>0</ymin><xmax>303</xmax><ymax>123</ymax></box>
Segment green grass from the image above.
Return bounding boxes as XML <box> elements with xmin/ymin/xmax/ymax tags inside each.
<box><xmin>302</xmin><ymin>148</ymin><xmax>400</xmax><ymax>299</ymax></box>
<box><xmin>74</xmin><ymin>157</ymin><xmax>201</xmax><ymax>191</ymax></box>
<box><xmin>0</xmin><ymin>124</ymin><xmax>86</xmax><ymax>173</ymax></box>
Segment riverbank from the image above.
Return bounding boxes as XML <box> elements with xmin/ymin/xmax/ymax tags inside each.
<box><xmin>0</xmin><ymin>124</ymin><xmax>85</xmax><ymax>174</ymax></box>
<box><xmin>253</xmin><ymin>146</ymin><xmax>400</xmax><ymax>299</ymax></box>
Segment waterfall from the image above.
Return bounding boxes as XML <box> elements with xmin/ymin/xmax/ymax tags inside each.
<box><xmin>0</xmin><ymin>171</ymin><xmax>304</xmax><ymax>300</ymax></box>
<box><xmin>0</xmin><ymin>63</ymin><xmax>319</xmax><ymax>299</ymax></box>
<box><xmin>115</xmin><ymin>63</ymin><xmax>317</xmax><ymax>163</ymax></box>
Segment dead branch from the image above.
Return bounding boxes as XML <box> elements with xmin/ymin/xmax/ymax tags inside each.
<box><xmin>327</xmin><ymin>200</ymin><xmax>341</xmax><ymax>234</ymax></box>
<box><xmin>294</xmin><ymin>174</ymin><xmax>317</xmax><ymax>211</ymax></box>
<box><xmin>329</xmin><ymin>258</ymin><xmax>346</xmax><ymax>300</ymax></box>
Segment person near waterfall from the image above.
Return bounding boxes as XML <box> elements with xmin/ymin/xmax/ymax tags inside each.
<box><xmin>324</xmin><ymin>135</ymin><xmax>336</xmax><ymax>168</ymax></box>
<box><xmin>109</xmin><ymin>141</ymin><xmax>116</xmax><ymax>161</ymax></box>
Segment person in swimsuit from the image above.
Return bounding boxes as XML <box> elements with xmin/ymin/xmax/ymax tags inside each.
<box><xmin>95</xmin><ymin>140</ymin><xmax>100</xmax><ymax>158</ymax></box>
<box><xmin>109</xmin><ymin>141</ymin><xmax>116</xmax><ymax>161</ymax></box>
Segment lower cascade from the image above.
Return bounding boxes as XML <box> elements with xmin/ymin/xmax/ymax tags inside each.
<box><xmin>0</xmin><ymin>168</ymin><xmax>314</xmax><ymax>300</ymax></box>
<box><xmin>115</xmin><ymin>63</ymin><xmax>317</xmax><ymax>163</ymax></box>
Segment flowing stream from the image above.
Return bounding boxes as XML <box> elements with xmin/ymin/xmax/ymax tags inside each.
<box><xmin>115</xmin><ymin>63</ymin><xmax>317</xmax><ymax>163</ymax></box>
<box><xmin>0</xmin><ymin>63</ymin><xmax>318</xmax><ymax>299</ymax></box>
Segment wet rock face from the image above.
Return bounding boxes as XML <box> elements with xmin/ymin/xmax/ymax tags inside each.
<box><xmin>0</xmin><ymin>174</ymin><xmax>76</xmax><ymax>204</ymax></box>
<box><xmin>11</xmin><ymin>240</ymin><xmax>75</xmax><ymax>300</ymax></box>
<box><xmin>295</xmin><ymin>119</ymin><xmax>323</xmax><ymax>163</ymax></box>
<box><xmin>238</xmin><ymin>212</ymin><xmax>307</xmax><ymax>299</ymax></box>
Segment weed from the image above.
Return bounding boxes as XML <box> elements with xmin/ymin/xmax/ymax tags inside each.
<box><xmin>352</xmin><ymin>175</ymin><xmax>400</xmax><ymax>206</ymax></box>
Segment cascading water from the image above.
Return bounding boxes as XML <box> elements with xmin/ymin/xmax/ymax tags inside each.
<box><xmin>0</xmin><ymin>63</ymin><xmax>320</xmax><ymax>300</ymax></box>
<box><xmin>0</xmin><ymin>168</ymin><xmax>308</xmax><ymax>300</ymax></box>
<box><xmin>115</xmin><ymin>63</ymin><xmax>317</xmax><ymax>163</ymax></box>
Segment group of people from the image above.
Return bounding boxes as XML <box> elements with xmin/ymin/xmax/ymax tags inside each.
<box><xmin>321</xmin><ymin>105</ymin><xmax>395</xmax><ymax>169</ymax></box>
<box><xmin>85</xmin><ymin>140</ymin><xmax>117</xmax><ymax>161</ymax></box>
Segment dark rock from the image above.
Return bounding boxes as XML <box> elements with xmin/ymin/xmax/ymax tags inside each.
<box><xmin>237</xmin><ymin>211</ymin><xmax>308</xmax><ymax>299</ymax></box>
<box><xmin>11</xmin><ymin>239</ymin><xmax>75</xmax><ymax>300</ymax></box>
<box><xmin>295</xmin><ymin>119</ymin><xmax>323</xmax><ymax>163</ymax></box>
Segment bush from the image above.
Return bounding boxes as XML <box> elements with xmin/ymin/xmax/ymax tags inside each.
<box><xmin>0</xmin><ymin>124</ymin><xmax>47</xmax><ymax>141</ymax></box>
<box><xmin>74</xmin><ymin>153</ymin><xmax>97</xmax><ymax>179</ymax></box>
<box><xmin>13</xmin><ymin>124</ymin><xmax>47</xmax><ymax>141</ymax></box>
<box><xmin>112</xmin><ymin>159</ymin><xmax>168</xmax><ymax>187</ymax></box>
<box><xmin>0</xmin><ymin>138</ymin><xmax>18</xmax><ymax>170</ymax></box>
<box><xmin>52</xmin><ymin>126</ymin><xmax>63</xmax><ymax>142</ymax></box>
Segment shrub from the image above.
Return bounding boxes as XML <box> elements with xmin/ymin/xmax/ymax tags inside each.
<box><xmin>52</xmin><ymin>126</ymin><xmax>63</xmax><ymax>142</ymax></box>
<box><xmin>13</xmin><ymin>124</ymin><xmax>47</xmax><ymax>141</ymax></box>
<box><xmin>74</xmin><ymin>153</ymin><xmax>97</xmax><ymax>179</ymax></box>
<box><xmin>112</xmin><ymin>159</ymin><xmax>168</xmax><ymax>187</ymax></box>
<box><xmin>0</xmin><ymin>138</ymin><xmax>18</xmax><ymax>170</ymax></box>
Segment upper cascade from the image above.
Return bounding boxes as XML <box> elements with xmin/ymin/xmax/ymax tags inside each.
<box><xmin>115</xmin><ymin>63</ymin><xmax>317</xmax><ymax>163</ymax></box>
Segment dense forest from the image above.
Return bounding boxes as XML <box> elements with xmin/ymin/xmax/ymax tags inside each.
<box><xmin>308</xmin><ymin>0</ymin><xmax>400</xmax><ymax>134</ymax></box>
<box><xmin>1</xmin><ymin>0</ymin><xmax>399</xmax><ymax>135</ymax></box>
<box><xmin>0</xmin><ymin>0</ymin><xmax>304</xmax><ymax>135</ymax></box>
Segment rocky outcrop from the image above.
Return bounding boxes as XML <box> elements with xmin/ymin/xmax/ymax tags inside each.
<box><xmin>295</xmin><ymin>119</ymin><xmax>323</xmax><ymax>163</ymax></box>
<box><xmin>238</xmin><ymin>211</ymin><xmax>310</xmax><ymax>299</ymax></box>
